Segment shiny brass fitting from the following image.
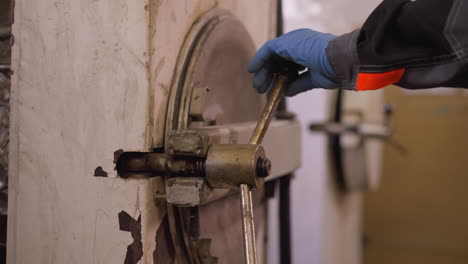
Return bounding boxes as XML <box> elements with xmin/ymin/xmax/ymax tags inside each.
<box><xmin>205</xmin><ymin>144</ymin><xmax>270</xmax><ymax>189</ymax></box>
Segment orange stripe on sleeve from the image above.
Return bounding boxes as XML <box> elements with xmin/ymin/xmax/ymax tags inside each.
<box><xmin>356</xmin><ymin>68</ymin><xmax>406</xmax><ymax>91</ymax></box>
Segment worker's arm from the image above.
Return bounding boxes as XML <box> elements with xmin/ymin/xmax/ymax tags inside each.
<box><xmin>249</xmin><ymin>0</ymin><xmax>468</xmax><ymax>95</ymax></box>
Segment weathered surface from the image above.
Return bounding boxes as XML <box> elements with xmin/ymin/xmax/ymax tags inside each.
<box><xmin>8</xmin><ymin>0</ymin><xmax>277</xmax><ymax>263</ymax></box>
<box><xmin>118</xmin><ymin>211</ymin><xmax>143</xmax><ymax>264</ymax></box>
<box><xmin>8</xmin><ymin>0</ymin><xmax>163</xmax><ymax>262</ymax></box>
<box><xmin>0</xmin><ymin>0</ymin><xmax>12</xmax><ymax>205</ymax></box>
<box><xmin>0</xmin><ymin>1</ymin><xmax>12</xmax><ymax>261</ymax></box>
<box><xmin>153</xmin><ymin>215</ymin><xmax>174</xmax><ymax>263</ymax></box>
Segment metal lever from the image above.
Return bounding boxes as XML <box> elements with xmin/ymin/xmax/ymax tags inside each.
<box><xmin>240</xmin><ymin>73</ymin><xmax>289</xmax><ymax>264</ymax></box>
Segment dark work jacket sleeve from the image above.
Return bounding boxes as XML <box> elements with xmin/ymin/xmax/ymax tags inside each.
<box><xmin>325</xmin><ymin>0</ymin><xmax>468</xmax><ymax>91</ymax></box>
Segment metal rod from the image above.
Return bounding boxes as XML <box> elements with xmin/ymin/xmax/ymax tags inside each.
<box><xmin>0</xmin><ymin>27</ymin><xmax>12</xmax><ymax>39</ymax></box>
<box><xmin>249</xmin><ymin>74</ymin><xmax>288</xmax><ymax>145</ymax></box>
<box><xmin>240</xmin><ymin>73</ymin><xmax>289</xmax><ymax>264</ymax></box>
<box><xmin>240</xmin><ymin>183</ymin><xmax>257</xmax><ymax>264</ymax></box>
<box><xmin>0</xmin><ymin>65</ymin><xmax>11</xmax><ymax>73</ymax></box>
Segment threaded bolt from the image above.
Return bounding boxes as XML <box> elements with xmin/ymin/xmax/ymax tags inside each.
<box><xmin>256</xmin><ymin>157</ymin><xmax>271</xmax><ymax>178</ymax></box>
<box><xmin>195</xmin><ymin>159</ymin><xmax>206</xmax><ymax>177</ymax></box>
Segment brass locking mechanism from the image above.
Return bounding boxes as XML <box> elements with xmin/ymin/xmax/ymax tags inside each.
<box><xmin>116</xmin><ymin>130</ymin><xmax>271</xmax><ymax>205</ymax></box>
<box><xmin>117</xmin><ymin>137</ymin><xmax>271</xmax><ymax>184</ymax></box>
<box><xmin>205</xmin><ymin>144</ymin><xmax>271</xmax><ymax>189</ymax></box>
<box><xmin>116</xmin><ymin>130</ymin><xmax>274</xmax><ymax>264</ymax></box>
<box><xmin>117</xmin><ymin>72</ymin><xmax>290</xmax><ymax>264</ymax></box>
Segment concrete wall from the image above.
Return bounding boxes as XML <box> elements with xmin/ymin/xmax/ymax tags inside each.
<box><xmin>7</xmin><ymin>1</ymin><xmax>277</xmax><ymax>263</ymax></box>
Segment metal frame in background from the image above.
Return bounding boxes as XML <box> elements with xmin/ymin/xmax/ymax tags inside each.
<box><xmin>275</xmin><ymin>0</ymin><xmax>293</xmax><ymax>263</ymax></box>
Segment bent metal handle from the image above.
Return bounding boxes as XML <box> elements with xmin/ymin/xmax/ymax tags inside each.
<box><xmin>249</xmin><ymin>74</ymin><xmax>289</xmax><ymax>145</ymax></box>
<box><xmin>240</xmin><ymin>73</ymin><xmax>289</xmax><ymax>264</ymax></box>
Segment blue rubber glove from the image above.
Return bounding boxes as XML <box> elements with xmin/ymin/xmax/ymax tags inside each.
<box><xmin>248</xmin><ymin>29</ymin><xmax>339</xmax><ymax>96</ymax></box>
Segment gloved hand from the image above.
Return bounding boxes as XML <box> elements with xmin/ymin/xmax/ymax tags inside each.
<box><xmin>248</xmin><ymin>29</ymin><xmax>339</xmax><ymax>96</ymax></box>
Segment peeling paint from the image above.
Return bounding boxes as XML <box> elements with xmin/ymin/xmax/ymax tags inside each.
<box><xmin>118</xmin><ymin>211</ymin><xmax>143</xmax><ymax>264</ymax></box>
<box><xmin>114</xmin><ymin>149</ymin><xmax>124</xmax><ymax>164</ymax></box>
<box><xmin>153</xmin><ymin>215</ymin><xmax>175</xmax><ymax>263</ymax></box>
<box><xmin>94</xmin><ymin>166</ymin><xmax>108</xmax><ymax>177</ymax></box>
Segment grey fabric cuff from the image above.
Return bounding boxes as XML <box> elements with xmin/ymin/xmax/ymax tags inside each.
<box><xmin>326</xmin><ymin>29</ymin><xmax>361</xmax><ymax>90</ymax></box>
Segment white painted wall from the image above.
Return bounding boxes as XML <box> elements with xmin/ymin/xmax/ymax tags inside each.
<box><xmin>8</xmin><ymin>1</ymin><xmax>277</xmax><ymax>263</ymax></box>
<box><xmin>268</xmin><ymin>0</ymin><xmax>382</xmax><ymax>263</ymax></box>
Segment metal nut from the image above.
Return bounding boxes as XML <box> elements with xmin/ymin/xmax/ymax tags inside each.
<box><xmin>205</xmin><ymin>144</ymin><xmax>267</xmax><ymax>189</ymax></box>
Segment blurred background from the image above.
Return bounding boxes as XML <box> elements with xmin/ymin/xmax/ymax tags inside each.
<box><xmin>266</xmin><ymin>1</ymin><xmax>468</xmax><ymax>264</ymax></box>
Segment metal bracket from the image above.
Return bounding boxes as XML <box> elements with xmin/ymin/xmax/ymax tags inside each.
<box><xmin>310</xmin><ymin>106</ymin><xmax>406</xmax><ymax>153</ymax></box>
<box><xmin>167</xmin><ymin>130</ymin><xmax>211</xmax><ymax>157</ymax></box>
<box><xmin>309</xmin><ymin>121</ymin><xmax>391</xmax><ymax>139</ymax></box>
<box><xmin>166</xmin><ymin>177</ymin><xmax>211</xmax><ymax>207</ymax></box>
